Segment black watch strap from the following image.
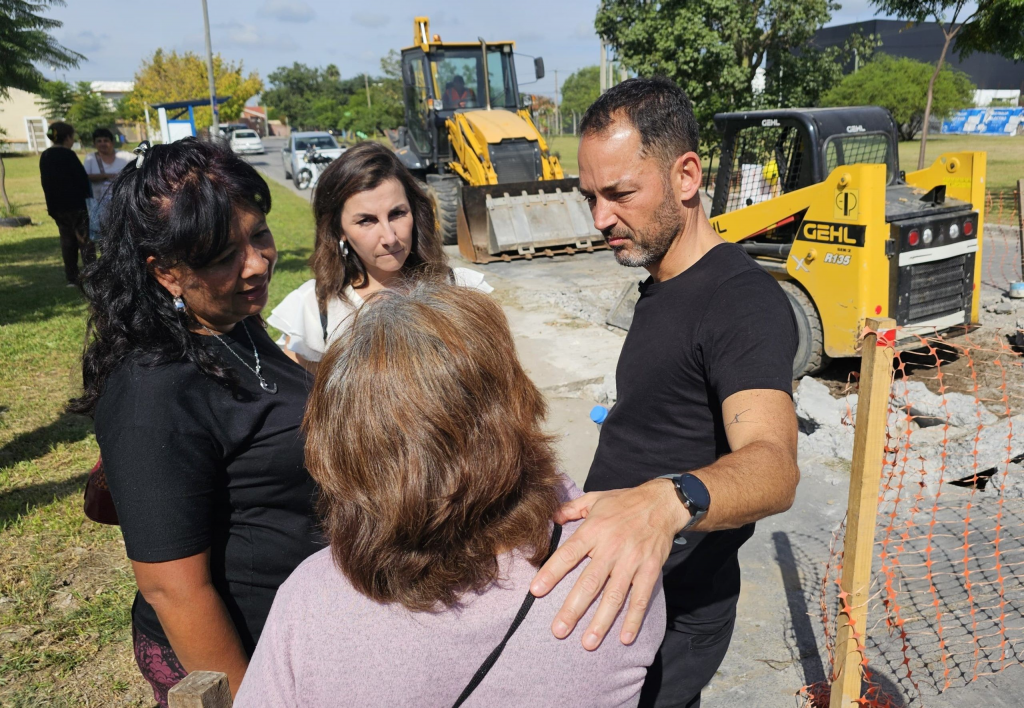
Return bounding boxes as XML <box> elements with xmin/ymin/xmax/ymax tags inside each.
<box><xmin>659</xmin><ymin>473</ymin><xmax>710</xmax><ymax>540</ymax></box>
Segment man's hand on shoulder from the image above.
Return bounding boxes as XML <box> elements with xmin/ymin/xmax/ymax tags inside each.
<box><xmin>530</xmin><ymin>479</ymin><xmax>685</xmax><ymax>651</ymax></box>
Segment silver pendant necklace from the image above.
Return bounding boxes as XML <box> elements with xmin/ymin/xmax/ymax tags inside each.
<box><xmin>202</xmin><ymin>319</ymin><xmax>278</xmax><ymax>394</ymax></box>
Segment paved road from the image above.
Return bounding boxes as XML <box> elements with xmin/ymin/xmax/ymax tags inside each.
<box><xmin>245</xmin><ymin>136</ymin><xmax>310</xmax><ymax>200</ymax></box>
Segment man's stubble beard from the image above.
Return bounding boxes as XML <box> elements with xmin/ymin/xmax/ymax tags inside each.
<box><xmin>605</xmin><ymin>189</ymin><xmax>684</xmax><ymax>269</ymax></box>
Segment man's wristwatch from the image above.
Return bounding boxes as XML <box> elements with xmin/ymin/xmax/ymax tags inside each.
<box><xmin>659</xmin><ymin>473</ymin><xmax>711</xmax><ymax>538</ymax></box>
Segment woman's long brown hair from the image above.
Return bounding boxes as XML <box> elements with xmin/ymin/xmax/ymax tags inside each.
<box><xmin>304</xmin><ymin>282</ymin><xmax>562</xmax><ymax>611</ymax></box>
<box><xmin>310</xmin><ymin>142</ymin><xmax>448</xmax><ymax>309</ymax></box>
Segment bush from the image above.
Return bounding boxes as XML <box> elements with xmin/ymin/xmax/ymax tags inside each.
<box><xmin>821</xmin><ymin>55</ymin><xmax>975</xmax><ymax>140</ymax></box>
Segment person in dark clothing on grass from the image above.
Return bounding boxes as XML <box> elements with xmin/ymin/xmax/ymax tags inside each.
<box><xmin>70</xmin><ymin>139</ymin><xmax>324</xmax><ymax>706</ymax></box>
<box><xmin>38</xmin><ymin>121</ymin><xmax>94</xmax><ymax>285</ymax></box>
<box><xmin>529</xmin><ymin>77</ymin><xmax>801</xmax><ymax>708</ymax></box>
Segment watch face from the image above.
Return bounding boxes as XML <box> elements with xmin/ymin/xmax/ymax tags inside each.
<box><xmin>679</xmin><ymin>474</ymin><xmax>711</xmax><ymax>510</ymax></box>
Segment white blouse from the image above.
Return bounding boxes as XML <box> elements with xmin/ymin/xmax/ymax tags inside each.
<box><xmin>266</xmin><ymin>268</ymin><xmax>493</xmax><ymax>362</ymax></box>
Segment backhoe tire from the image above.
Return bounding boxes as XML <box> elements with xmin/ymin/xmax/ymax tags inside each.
<box><xmin>426</xmin><ymin>174</ymin><xmax>461</xmax><ymax>246</ymax></box>
<box><xmin>780</xmin><ymin>280</ymin><xmax>829</xmax><ymax>378</ymax></box>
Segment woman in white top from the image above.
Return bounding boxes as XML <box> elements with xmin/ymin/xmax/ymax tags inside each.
<box><xmin>85</xmin><ymin>127</ymin><xmax>133</xmax><ymax>202</ymax></box>
<box><xmin>268</xmin><ymin>142</ymin><xmax>490</xmax><ymax>369</ymax></box>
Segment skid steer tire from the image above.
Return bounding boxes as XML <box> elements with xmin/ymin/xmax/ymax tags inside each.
<box><xmin>780</xmin><ymin>280</ymin><xmax>829</xmax><ymax>378</ymax></box>
<box><xmin>426</xmin><ymin>175</ymin><xmax>461</xmax><ymax>246</ymax></box>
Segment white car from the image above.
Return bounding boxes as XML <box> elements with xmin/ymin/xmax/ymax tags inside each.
<box><xmin>282</xmin><ymin>132</ymin><xmax>345</xmax><ymax>189</ymax></box>
<box><xmin>229</xmin><ymin>129</ymin><xmax>265</xmax><ymax>155</ymax></box>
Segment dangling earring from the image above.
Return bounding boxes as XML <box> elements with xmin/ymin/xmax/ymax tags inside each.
<box><xmin>340</xmin><ymin>239</ymin><xmax>349</xmax><ymax>257</ymax></box>
<box><xmin>173</xmin><ymin>296</ymin><xmax>186</xmax><ymax>313</ymax></box>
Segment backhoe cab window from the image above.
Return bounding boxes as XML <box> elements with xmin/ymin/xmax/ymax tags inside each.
<box><xmin>432</xmin><ymin>48</ymin><xmax>517</xmax><ymax>111</ymax></box>
<box><xmin>824</xmin><ymin>133</ymin><xmax>895</xmax><ymax>184</ymax></box>
<box><xmin>402</xmin><ymin>54</ymin><xmax>431</xmax><ymax>153</ymax></box>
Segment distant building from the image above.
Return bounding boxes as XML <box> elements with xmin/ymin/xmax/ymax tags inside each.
<box><xmin>241</xmin><ymin>105</ymin><xmax>268</xmax><ymax>137</ymax></box>
<box><xmin>0</xmin><ymin>88</ymin><xmax>50</xmax><ymax>152</ymax></box>
<box><xmin>90</xmin><ymin>81</ymin><xmax>134</xmax><ymax>109</ymax></box>
<box><xmin>814</xmin><ymin>20</ymin><xmax>1024</xmax><ymax>105</ymax></box>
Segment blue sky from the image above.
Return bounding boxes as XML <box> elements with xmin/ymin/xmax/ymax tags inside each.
<box><xmin>48</xmin><ymin>0</ymin><xmax>894</xmax><ymax>100</ymax></box>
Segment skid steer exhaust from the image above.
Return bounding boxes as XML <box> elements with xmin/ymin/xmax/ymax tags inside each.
<box><xmin>457</xmin><ymin>178</ymin><xmax>608</xmax><ymax>263</ymax></box>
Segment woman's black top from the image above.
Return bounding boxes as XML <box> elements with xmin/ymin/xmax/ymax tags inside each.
<box><xmin>95</xmin><ymin>318</ymin><xmax>325</xmax><ymax>653</ymax></box>
<box><xmin>38</xmin><ymin>146</ymin><xmax>91</xmax><ymax>214</ymax></box>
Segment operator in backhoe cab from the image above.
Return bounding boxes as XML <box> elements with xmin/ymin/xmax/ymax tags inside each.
<box><xmin>442</xmin><ymin>75</ymin><xmax>476</xmax><ymax>109</ymax></box>
<box><xmin>530</xmin><ymin>77</ymin><xmax>801</xmax><ymax>708</ymax></box>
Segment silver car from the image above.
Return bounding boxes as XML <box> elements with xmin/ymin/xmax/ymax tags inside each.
<box><xmin>229</xmin><ymin>129</ymin><xmax>265</xmax><ymax>155</ymax></box>
<box><xmin>282</xmin><ymin>132</ymin><xmax>346</xmax><ymax>189</ymax></box>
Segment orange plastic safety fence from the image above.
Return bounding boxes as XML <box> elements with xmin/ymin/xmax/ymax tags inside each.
<box><xmin>981</xmin><ymin>189</ymin><xmax>1023</xmax><ymax>293</ymax></box>
<box><xmin>809</xmin><ymin>321</ymin><xmax>1024</xmax><ymax>707</ymax></box>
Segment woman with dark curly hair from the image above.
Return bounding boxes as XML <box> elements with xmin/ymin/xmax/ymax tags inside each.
<box><xmin>70</xmin><ymin>138</ymin><xmax>323</xmax><ymax>705</ymax></box>
<box><xmin>267</xmin><ymin>141</ymin><xmax>489</xmax><ymax>371</ymax></box>
<box><xmin>237</xmin><ymin>282</ymin><xmax>664</xmax><ymax>707</ymax></box>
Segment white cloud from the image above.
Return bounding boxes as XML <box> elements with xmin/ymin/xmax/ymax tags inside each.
<box><xmin>574</xmin><ymin>21</ymin><xmax>596</xmax><ymax>40</ymax></box>
<box><xmin>213</xmin><ymin>22</ymin><xmax>297</xmax><ymax>51</ymax></box>
<box><xmin>352</xmin><ymin>12</ymin><xmax>389</xmax><ymax>29</ymax></box>
<box><xmin>260</xmin><ymin>0</ymin><xmax>315</xmax><ymax>23</ymax></box>
<box><xmin>63</xmin><ymin>30</ymin><xmax>110</xmax><ymax>54</ymax></box>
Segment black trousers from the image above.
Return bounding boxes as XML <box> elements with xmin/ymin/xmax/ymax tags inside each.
<box><xmin>639</xmin><ymin>616</ymin><xmax>736</xmax><ymax>708</ymax></box>
<box><xmin>52</xmin><ymin>209</ymin><xmax>94</xmax><ymax>284</ymax></box>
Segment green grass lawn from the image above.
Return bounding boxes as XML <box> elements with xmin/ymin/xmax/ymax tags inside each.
<box><xmin>896</xmin><ymin>134</ymin><xmax>1024</xmax><ymax>191</ymax></box>
<box><xmin>0</xmin><ymin>153</ymin><xmax>314</xmax><ymax>706</ymax></box>
<box><xmin>548</xmin><ymin>132</ymin><xmax>1023</xmax><ymax>192</ymax></box>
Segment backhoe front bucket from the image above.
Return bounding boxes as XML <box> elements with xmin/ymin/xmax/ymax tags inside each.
<box><xmin>457</xmin><ymin>178</ymin><xmax>607</xmax><ymax>263</ymax></box>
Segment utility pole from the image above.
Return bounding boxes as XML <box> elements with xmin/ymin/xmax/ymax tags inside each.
<box><xmin>201</xmin><ymin>0</ymin><xmax>219</xmax><ymax>141</ymax></box>
<box><xmin>554</xmin><ymin>69</ymin><xmax>559</xmax><ymax>136</ymax></box>
<box><xmin>364</xmin><ymin>74</ymin><xmax>372</xmax><ymax>108</ymax></box>
<box><xmin>600</xmin><ymin>40</ymin><xmax>608</xmax><ymax>93</ymax></box>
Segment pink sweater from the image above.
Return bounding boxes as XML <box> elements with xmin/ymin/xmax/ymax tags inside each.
<box><xmin>235</xmin><ymin>485</ymin><xmax>665</xmax><ymax>707</ymax></box>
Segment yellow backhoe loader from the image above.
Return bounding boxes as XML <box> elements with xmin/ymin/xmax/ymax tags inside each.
<box><xmin>393</xmin><ymin>17</ymin><xmax>605</xmax><ymax>262</ymax></box>
<box><xmin>607</xmin><ymin>106</ymin><xmax>986</xmax><ymax>378</ymax></box>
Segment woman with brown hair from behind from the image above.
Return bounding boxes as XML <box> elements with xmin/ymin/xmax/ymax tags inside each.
<box><xmin>267</xmin><ymin>141</ymin><xmax>490</xmax><ymax>372</ymax></box>
<box><xmin>236</xmin><ymin>282</ymin><xmax>665</xmax><ymax>708</ymax></box>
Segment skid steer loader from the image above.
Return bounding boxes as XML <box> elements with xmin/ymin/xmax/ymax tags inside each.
<box><xmin>608</xmin><ymin>106</ymin><xmax>986</xmax><ymax>378</ymax></box>
<box><xmin>393</xmin><ymin>17</ymin><xmax>605</xmax><ymax>262</ymax></box>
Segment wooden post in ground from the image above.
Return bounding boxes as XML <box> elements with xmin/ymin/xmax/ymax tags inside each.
<box><xmin>1016</xmin><ymin>179</ymin><xmax>1024</xmax><ymax>280</ymax></box>
<box><xmin>829</xmin><ymin>317</ymin><xmax>896</xmax><ymax>708</ymax></box>
<box><xmin>168</xmin><ymin>671</ymin><xmax>232</xmax><ymax>708</ymax></box>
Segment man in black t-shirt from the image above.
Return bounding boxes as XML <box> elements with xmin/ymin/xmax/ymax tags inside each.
<box><xmin>530</xmin><ymin>78</ymin><xmax>800</xmax><ymax>707</ymax></box>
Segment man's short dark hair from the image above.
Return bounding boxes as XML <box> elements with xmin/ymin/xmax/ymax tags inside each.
<box><xmin>580</xmin><ymin>77</ymin><xmax>700</xmax><ymax>166</ymax></box>
<box><xmin>92</xmin><ymin>127</ymin><xmax>114</xmax><ymax>141</ymax></box>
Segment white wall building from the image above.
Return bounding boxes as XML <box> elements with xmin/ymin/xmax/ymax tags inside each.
<box><xmin>0</xmin><ymin>88</ymin><xmax>50</xmax><ymax>152</ymax></box>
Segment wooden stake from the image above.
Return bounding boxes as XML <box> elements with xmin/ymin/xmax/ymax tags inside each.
<box><xmin>168</xmin><ymin>671</ymin><xmax>232</xmax><ymax>708</ymax></box>
<box><xmin>829</xmin><ymin>317</ymin><xmax>896</xmax><ymax>708</ymax></box>
<box><xmin>1016</xmin><ymin>179</ymin><xmax>1024</xmax><ymax>280</ymax></box>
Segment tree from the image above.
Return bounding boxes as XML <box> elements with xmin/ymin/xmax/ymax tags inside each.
<box><xmin>263</xmin><ymin>63</ymin><xmax>360</xmax><ymax>130</ymax></box>
<box><xmin>560</xmin><ymin>66</ymin><xmax>600</xmax><ymax>121</ymax></box>
<box><xmin>37</xmin><ymin>81</ymin><xmax>119</xmax><ymax>145</ymax></box>
<box><xmin>0</xmin><ymin>0</ymin><xmax>83</xmax><ymax>212</ymax></box>
<box><xmin>120</xmin><ymin>50</ymin><xmax>262</xmax><ymax>132</ymax></box>
<box><xmin>263</xmin><ymin>53</ymin><xmax>404</xmax><ymax>135</ymax></box>
<box><xmin>595</xmin><ymin>0</ymin><xmax>838</xmax><ymax>142</ymax></box>
<box><xmin>763</xmin><ymin>32</ymin><xmax>880</xmax><ymax>109</ymax></box>
<box><xmin>37</xmin><ymin>79</ymin><xmax>75</xmax><ymax>119</ymax></box>
<box><xmin>822</xmin><ymin>55</ymin><xmax>975</xmax><ymax>140</ymax></box>
<box><xmin>869</xmin><ymin>0</ymin><xmax>1024</xmax><ymax>168</ymax></box>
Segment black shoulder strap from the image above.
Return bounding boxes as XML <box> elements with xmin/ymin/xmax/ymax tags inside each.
<box><xmin>452</xmin><ymin>523</ymin><xmax>563</xmax><ymax>708</ymax></box>
<box><xmin>319</xmin><ymin>306</ymin><xmax>328</xmax><ymax>342</ymax></box>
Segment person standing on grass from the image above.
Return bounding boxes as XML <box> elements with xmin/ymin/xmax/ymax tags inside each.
<box><xmin>529</xmin><ymin>77</ymin><xmax>801</xmax><ymax>708</ymax></box>
<box><xmin>70</xmin><ymin>138</ymin><xmax>323</xmax><ymax>706</ymax></box>
<box><xmin>84</xmin><ymin>127</ymin><xmax>132</xmax><ymax>239</ymax></box>
<box><xmin>38</xmin><ymin>121</ymin><xmax>93</xmax><ymax>286</ymax></box>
